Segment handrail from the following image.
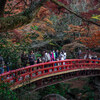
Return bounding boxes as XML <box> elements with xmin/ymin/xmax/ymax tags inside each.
<box><xmin>0</xmin><ymin>59</ymin><xmax>100</xmax><ymax>76</ymax></box>
<box><xmin>0</xmin><ymin>59</ymin><xmax>100</xmax><ymax>89</ymax></box>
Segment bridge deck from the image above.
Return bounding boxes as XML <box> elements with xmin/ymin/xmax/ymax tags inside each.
<box><xmin>0</xmin><ymin>59</ymin><xmax>100</xmax><ymax>90</ymax></box>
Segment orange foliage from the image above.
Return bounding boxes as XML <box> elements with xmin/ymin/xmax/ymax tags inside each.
<box><xmin>37</xmin><ymin>7</ymin><xmax>51</xmax><ymax>19</ymax></box>
<box><xmin>9</xmin><ymin>29</ymin><xmax>32</xmax><ymax>44</ymax></box>
<box><xmin>78</xmin><ymin>31</ymin><xmax>100</xmax><ymax>48</ymax></box>
<box><xmin>64</xmin><ymin>24</ymin><xmax>100</xmax><ymax>49</ymax></box>
<box><xmin>64</xmin><ymin>24</ymin><xmax>88</xmax><ymax>35</ymax></box>
<box><xmin>31</xmin><ymin>6</ymin><xmax>56</xmax><ymax>40</ymax></box>
<box><xmin>5</xmin><ymin>0</ymin><xmax>30</xmax><ymax>17</ymax></box>
<box><xmin>43</xmin><ymin>18</ymin><xmax>53</xmax><ymax>25</ymax></box>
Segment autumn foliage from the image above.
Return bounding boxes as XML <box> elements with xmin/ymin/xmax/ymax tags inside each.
<box><xmin>79</xmin><ymin>31</ymin><xmax>100</xmax><ymax>48</ymax></box>
<box><xmin>64</xmin><ymin>24</ymin><xmax>88</xmax><ymax>35</ymax></box>
<box><xmin>2</xmin><ymin>0</ymin><xmax>100</xmax><ymax>49</ymax></box>
<box><xmin>64</xmin><ymin>24</ymin><xmax>100</xmax><ymax>49</ymax></box>
<box><xmin>5</xmin><ymin>0</ymin><xmax>31</xmax><ymax>17</ymax></box>
<box><xmin>31</xmin><ymin>6</ymin><xmax>55</xmax><ymax>40</ymax></box>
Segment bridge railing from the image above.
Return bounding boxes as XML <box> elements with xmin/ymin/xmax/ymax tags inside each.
<box><xmin>0</xmin><ymin>59</ymin><xmax>100</xmax><ymax>88</ymax></box>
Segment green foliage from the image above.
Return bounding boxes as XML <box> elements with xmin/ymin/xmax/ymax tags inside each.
<box><xmin>39</xmin><ymin>81</ymin><xmax>96</xmax><ymax>100</ymax></box>
<box><xmin>34</xmin><ymin>26</ymin><xmax>39</xmax><ymax>30</ymax></box>
<box><xmin>8</xmin><ymin>0</ymin><xmax>12</xmax><ymax>2</ymax></box>
<box><xmin>30</xmin><ymin>26</ymin><xmax>38</xmax><ymax>30</ymax></box>
<box><xmin>0</xmin><ymin>83</ymin><xmax>18</xmax><ymax>100</ymax></box>
<box><xmin>0</xmin><ymin>39</ymin><xmax>20</xmax><ymax>69</ymax></box>
<box><xmin>0</xmin><ymin>32</ymin><xmax>31</xmax><ymax>69</ymax></box>
<box><xmin>35</xmin><ymin>53</ymin><xmax>42</xmax><ymax>58</ymax></box>
<box><xmin>15</xmin><ymin>84</ymin><xmax>40</xmax><ymax>100</ymax></box>
<box><xmin>4</xmin><ymin>11</ymin><xmax>11</xmax><ymax>14</ymax></box>
<box><xmin>39</xmin><ymin>83</ymin><xmax>71</xmax><ymax>99</ymax></box>
<box><xmin>81</xmin><ymin>85</ymin><xmax>95</xmax><ymax>100</ymax></box>
<box><xmin>70</xmin><ymin>88</ymin><xmax>80</xmax><ymax>95</ymax></box>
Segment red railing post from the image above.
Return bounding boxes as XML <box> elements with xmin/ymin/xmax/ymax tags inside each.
<box><xmin>36</xmin><ymin>70</ymin><xmax>38</xmax><ymax>76</ymax></box>
<box><xmin>61</xmin><ymin>62</ymin><xmax>64</xmax><ymax>70</ymax></box>
<box><xmin>52</xmin><ymin>63</ymin><xmax>54</xmax><ymax>72</ymax></box>
<box><xmin>23</xmin><ymin>75</ymin><xmax>25</xmax><ymax>81</ymax></box>
<box><xmin>42</xmin><ymin>65</ymin><xmax>44</xmax><ymax>74</ymax></box>
<box><xmin>15</xmin><ymin>72</ymin><xmax>18</xmax><ymax>82</ymax></box>
<box><xmin>30</xmin><ymin>68</ymin><xmax>32</xmax><ymax>79</ymax></box>
<box><xmin>0</xmin><ymin>59</ymin><xmax>100</xmax><ymax>89</ymax></box>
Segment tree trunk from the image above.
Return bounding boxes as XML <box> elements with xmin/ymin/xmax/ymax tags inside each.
<box><xmin>51</xmin><ymin>0</ymin><xmax>100</xmax><ymax>27</ymax></box>
<box><xmin>0</xmin><ymin>0</ymin><xmax>7</xmax><ymax>17</ymax></box>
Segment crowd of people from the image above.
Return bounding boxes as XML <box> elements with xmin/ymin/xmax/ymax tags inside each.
<box><xmin>21</xmin><ymin>50</ymin><xmax>67</xmax><ymax>67</ymax></box>
<box><xmin>0</xmin><ymin>49</ymin><xmax>100</xmax><ymax>74</ymax></box>
<box><xmin>0</xmin><ymin>50</ymin><xmax>67</xmax><ymax>74</ymax></box>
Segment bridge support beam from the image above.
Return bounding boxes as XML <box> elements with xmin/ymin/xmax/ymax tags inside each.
<box><xmin>34</xmin><ymin>70</ymin><xmax>100</xmax><ymax>91</ymax></box>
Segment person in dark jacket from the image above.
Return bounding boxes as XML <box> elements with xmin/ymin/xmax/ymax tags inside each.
<box><xmin>55</xmin><ymin>50</ymin><xmax>59</xmax><ymax>60</ymax></box>
<box><xmin>5</xmin><ymin>55</ymin><xmax>11</xmax><ymax>72</ymax></box>
<box><xmin>0</xmin><ymin>54</ymin><xmax>4</xmax><ymax>74</ymax></box>
<box><xmin>21</xmin><ymin>51</ymin><xmax>28</xmax><ymax>67</ymax></box>
<box><xmin>28</xmin><ymin>51</ymin><xmax>36</xmax><ymax>65</ymax></box>
<box><xmin>37</xmin><ymin>57</ymin><xmax>42</xmax><ymax>64</ymax></box>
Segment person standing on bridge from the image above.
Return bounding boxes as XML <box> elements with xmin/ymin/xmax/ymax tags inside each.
<box><xmin>55</xmin><ymin>50</ymin><xmax>59</xmax><ymax>60</ymax></box>
<box><xmin>63</xmin><ymin>50</ymin><xmax>67</xmax><ymax>60</ymax></box>
<box><xmin>47</xmin><ymin>51</ymin><xmax>51</xmax><ymax>62</ymax></box>
<box><xmin>37</xmin><ymin>57</ymin><xmax>42</xmax><ymax>64</ymax></box>
<box><xmin>44</xmin><ymin>51</ymin><xmax>48</xmax><ymax>62</ymax></box>
<box><xmin>0</xmin><ymin>54</ymin><xmax>4</xmax><ymax>74</ymax></box>
<box><xmin>21</xmin><ymin>51</ymin><xmax>28</xmax><ymax>67</ymax></box>
<box><xmin>53</xmin><ymin>50</ymin><xmax>56</xmax><ymax>61</ymax></box>
<box><xmin>50</xmin><ymin>51</ymin><xmax>53</xmax><ymax>61</ymax></box>
<box><xmin>60</xmin><ymin>51</ymin><xmax>64</xmax><ymax>61</ymax></box>
<box><xmin>5</xmin><ymin>55</ymin><xmax>11</xmax><ymax>72</ymax></box>
<box><xmin>52</xmin><ymin>51</ymin><xmax>55</xmax><ymax>61</ymax></box>
<box><xmin>28</xmin><ymin>51</ymin><xmax>36</xmax><ymax>65</ymax></box>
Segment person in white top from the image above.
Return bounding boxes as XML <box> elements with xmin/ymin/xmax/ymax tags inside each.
<box><xmin>57</xmin><ymin>57</ymin><xmax>60</xmax><ymax>66</ymax></box>
<box><xmin>60</xmin><ymin>52</ymin><xmax>65</xmax><ymax>65</ymax></box>
<box><xmin>89</xmin><ymin>54</ymin><xmax>92</xmax><ymax>59</ymax></box>
<box><xmin>47</xmin><ymin>52</ymin><xmax>51</xmax><ymax>61</ymax></box>
<box><xmin>84</xmin><ymin>54</ymin><xmax>87</xmax><ymax>59</ymax></box>
<box><xmin>60</xmin><ymin>52</ymin><xmax>64</xmax><ymax>60</ymax></box>
<box><xmin>61</xmin><ymin>55</ymin><xmax>64</xmax><ymax>60</ymax></box>
<box><xmin>44</xmin><ymin>51</ymin><xmax>48</xmax><ymax>62</ymax></box>
<box><xmin>64</xmin><ymin>51</ymin><xmax>67</xmax><ymax>60</ymax></box>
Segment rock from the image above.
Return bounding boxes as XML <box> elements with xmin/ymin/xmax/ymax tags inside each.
<box><xmin>43</xmin><ymin>94</ymin><xmax>67</xmax><ymax>100</ymax></box>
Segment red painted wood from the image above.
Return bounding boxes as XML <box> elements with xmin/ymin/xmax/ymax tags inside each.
<box><xmin>0</xmin><ymin>59</ymin><xmax>100</xmax><ymax>88</ymax></box>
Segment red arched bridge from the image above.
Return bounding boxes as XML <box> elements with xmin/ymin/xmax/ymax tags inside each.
<box><xmin>0</xmin><ymin>59</ymin><xmax>100</xmax><ymax>90</ymax></box>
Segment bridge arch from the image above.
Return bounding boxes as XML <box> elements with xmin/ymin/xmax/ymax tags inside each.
<box><xmin>0</xmin><ymin>59</ymin><xmax>100</xmax><ymax>90</ymax></box>
<box><xmin>33</xmin><ymin>69</ymin><xmax>100</xmax><ymax>91</ymax></box>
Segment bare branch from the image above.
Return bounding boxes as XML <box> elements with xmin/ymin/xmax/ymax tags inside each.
<box><xmin>51</xmin><ymin>0</ymin><xmax>100</xmax><ymax>27</ymax></box>
<box><xmin>0</xmin><ymin>0</ymin><xmax>48</xmax><ymax>32</ymax></box>
<box><xmin>9</xmin><ymin>0</ymin><xmax>23</xmax><ymax>15</ymax></box>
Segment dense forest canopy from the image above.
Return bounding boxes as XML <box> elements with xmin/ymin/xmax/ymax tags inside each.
<box><xmin>0</xmin><ymin>0</ymin><xmax>100</xmax><ymax>65</ymax></box>
<box><xmin>0</xmin><ymin>1</ymin><xmax>100</xmax><ymax>100</ymax></box>
<box><xmin>0</xmin><ymin>0</ymin><xmax>100</xmax><ymax>32</ymax></box>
